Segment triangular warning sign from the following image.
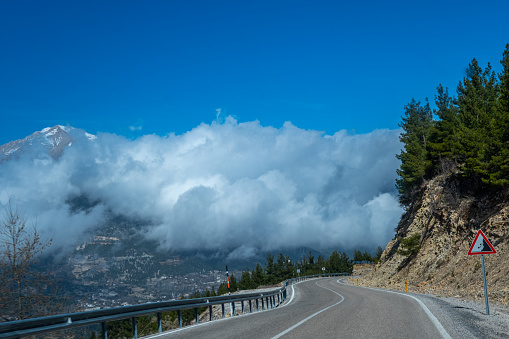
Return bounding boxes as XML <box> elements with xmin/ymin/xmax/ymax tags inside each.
<box><xmin>468</xmin><ymin>229</ymin><xmax>497</xmax><ymax>255</ymax></box>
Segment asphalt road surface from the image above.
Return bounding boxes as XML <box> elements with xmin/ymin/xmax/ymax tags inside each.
<box><xmin>145</xmin><ymin>277</ymin><xmax>449</xmax><ymax>338</ymax></box>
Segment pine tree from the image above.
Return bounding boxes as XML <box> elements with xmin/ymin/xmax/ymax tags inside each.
<box><xmin>239</xmin><ymin>269</ymin><xmax>255</xmax><ymax>290</ymax></box>
<box><xmin>490</xmin><ymin>44</ymin><xmax>509</xmax><ymax>184</ymax></box>
<box><xmin>229</xmin><ymin>274</ymin><xmax>237</xmax><ymax>292</ymax></box>
<box><xmin>375</xmin><ymin>245</ymin><xmax>384</xmax><ymax>260</ymax></box>
<box><xmin>274</xmin><ymin>253</ymin><xmax>286</xmax><ymax>281</ymax></box>
<box><xmin>251</xmin><ymin>263</ymin><xmax>265</xmax><ymax>287</ymax></box>
<box><xmin>353</xmin><ymin>249</ymin><xmax>363</xmax><ymax>262</ymax></box>
<box><xmin>395</xmin><ymin>98</ymin><xmax>433</xmax><ymax>205</ymax></box>
<box><xmin>264</xmin><ymin>253</ymin><xmax>276</xmax><ymax>284</ymax></box>
<box><xmin>428</xmin><ymin>84</ymin><xmax>460</xmax><ymax>171</ymax></box>
<box><xmin>316</xmin><ymin>255</ymin><xmax>325</xmax><ymax>273</ymax></box>
<box><xmin>456</xmin><ymin>58</ymin><xmax>499</xmax><ymax>181</ymax></box>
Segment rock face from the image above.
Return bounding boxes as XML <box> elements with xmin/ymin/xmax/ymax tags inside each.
<box><xmin>364</xmin><ymin>171</ymin><xmax>509</xmax><ymax>304</ymax></box>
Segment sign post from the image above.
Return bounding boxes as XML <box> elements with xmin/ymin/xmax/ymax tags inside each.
<box><xmin>226</xmin><ymin>265</ymin><xmax>232</xmax><ymax>316</ymax></box>
<box><xmin>468</xmin><ymin>229</ymin><xmax>497</xmax><ymax>315</ymax></box>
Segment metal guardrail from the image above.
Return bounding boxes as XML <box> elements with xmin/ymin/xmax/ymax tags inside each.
<box><xmin>0</xmin><ymin>272</ymin><xmax>349</xmax><ymax>339</ymax></box>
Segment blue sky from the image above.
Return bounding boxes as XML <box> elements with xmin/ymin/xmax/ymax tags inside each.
<box><xmin>1</xmin><ymin>0</ymin><xmax>509</xmax><ymax>145</ymax></box>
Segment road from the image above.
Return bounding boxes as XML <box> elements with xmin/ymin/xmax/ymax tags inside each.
<box><xmin>145</xmin><ymin>277</ymin><xmax>449</xmax><ymax>338</ymax></box>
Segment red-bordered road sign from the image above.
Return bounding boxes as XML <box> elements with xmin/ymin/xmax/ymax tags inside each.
<box><xmin>468</xmin><ymin>229</ymin><xmax>497</xmax><ymax>255</ymax></box>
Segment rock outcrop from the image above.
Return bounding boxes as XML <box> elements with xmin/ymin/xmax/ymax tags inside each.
<box><xmin>363</xmin><ymin>170</ymin><xmax>509</xmax><ymax>304</ymax></box>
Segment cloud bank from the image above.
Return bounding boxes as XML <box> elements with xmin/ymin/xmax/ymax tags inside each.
<box><xmin>0</xmin><ymin>117</ymin><xmax>403</xmax><ymax>256</ymax></box>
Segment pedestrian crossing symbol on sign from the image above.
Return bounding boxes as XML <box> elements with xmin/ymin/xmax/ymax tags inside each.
<box><xmin>468</xmin><ymin>230</ymin><xmax>497</xmax><ymax>255</ymax></box>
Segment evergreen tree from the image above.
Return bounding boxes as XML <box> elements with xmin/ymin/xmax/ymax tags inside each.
<box><xmin>239</xmin><ymin>269</ymin><xmax>256</xmax><ymax>290</ymax></box>
<box><xmin>339</xmin><ymin>251</ymin><xmax>353</xmax><ymax>273</ymax></box>
<box><xmin>229</xmin><ymin>274</ymin><xmax>238</xmax><ymax>292</ymax></box>
<box><xmin>362</xmin><ymin>250</ymin><xmax>373</xmax><ymax>262</ymax></box>
<box><xmin>251</xmin><ymin>263</ymin><xmax>265</xmax><ymax>287</ymax></box>
<box><xmin>284</xmin><ymin>255</ymin><xmax>293</xmax><ymax>279</ymax></box>
<box><xmin>316</xmin><ymin>255</ymin><xmax>325</xmax><ymax>273</ymax></box>
<box><xmin>307</xmin><ymin>251</ymin><xmax>314</xmax><ymax>265</ymax></box>
<box><xmin>353</xmin><ymin>249</ymin><xmax>363</xmax><ymax>262</ymax></box>
<box><xmin>456</xmin><ymin>58</ymin><xmax>499</xmax><ymax>181</ymax></box>
<box><xmin>490</xmin><ymin>44</ymin><xmax>509</xmax><ymax>184</ymax></box>
<box><xmin>396</xmin><ymin>98</ymin><xmax>433</xmax><ymax>205</ymax></box>
<box><xmin>274</xmin><ymin>253</ymin><xmax>286</xmax><ymax>281</ymax></box>
<box><xmin>428</xmin><ymin>84</ymin><xmax>460</xmax><ymax>171</ymax></box>
<box><xmin>217</xmin><ymin>282</ymin><xmax>228</xmax><ymax>295</ymax></box>
<box><xmin>326</xmin><ymin>250</ymin><xmax>352</xmax><ymax>273</ymax></box>
<box><xmin>264</xmin><ymin>253</ymin><xmax>276</xmax><ymax>284</ymax></box>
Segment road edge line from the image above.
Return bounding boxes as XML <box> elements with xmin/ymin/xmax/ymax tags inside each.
<box><xmin>339</xmin><ymin>280</ymin><xmax>451</xmax><ymax>339</ymax></box>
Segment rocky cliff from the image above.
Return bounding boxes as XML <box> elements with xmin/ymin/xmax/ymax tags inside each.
<box><xmin>363</xmin><ymin>169</ymin><xmax>509</xmax><ymax>305</ymax></box>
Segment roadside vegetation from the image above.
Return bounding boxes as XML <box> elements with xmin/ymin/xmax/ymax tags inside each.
<box><xmin>0</xmin><ymin>201</ymin><xmax>68</xmax><ymax>321</ymax></box>
<box><xmin>396</xmin><ymin>43</ymin><xmax>509</xmax><ymax>206</ymax></box>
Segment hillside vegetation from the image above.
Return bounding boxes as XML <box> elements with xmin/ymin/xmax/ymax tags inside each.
<box><xmin>364</xmin><ymin>44</ymin><xmax>509</xmax><ymax>304</ymax></box>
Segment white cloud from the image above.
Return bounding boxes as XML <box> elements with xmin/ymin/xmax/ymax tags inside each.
<box><xmin>0</xmin><ymin>117</ymin><xmax>404</xmax><ymax>256</ymax></box>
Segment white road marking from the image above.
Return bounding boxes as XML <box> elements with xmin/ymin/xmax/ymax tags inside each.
<box><xmin>271</xmin><ymin>281</ymin><xmax>345</xmax><ymax>339</ymax></box>
<box><xmin>337</xmin><ymin>279</ymin><xmax>452</xmax><ymax>339</ymax></box>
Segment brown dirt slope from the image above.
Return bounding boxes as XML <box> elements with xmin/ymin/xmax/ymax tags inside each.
<box><xmin>362</xmin><ymin>172</ymin><xmax>509</xmax><ymax>305</ymax></box>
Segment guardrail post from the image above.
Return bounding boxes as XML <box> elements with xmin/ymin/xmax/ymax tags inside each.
<box><xmin>178</xmin><ymin>310</ymin><xmax>182</xmax><ymax>328</ymax></box>
<box><xmin>241</xmin><ymin>300</ymin><xmax>245</xmax><ymax>314</ymax></box>
<box><xmin>195</xmin><ymin>308</ymin><xmax>199</xmax><ymax>323</ymax></box>
<box><xmin>101</xmin><ymin>322</ymin><xmax>108</xmax><ymax>339</ymax></box>
<box><xmin>249</xmin><ymin>300</ymin><xmax>253</xmax><ymax>313</ymax></box>
<box><xmin>277</xmin><ymin>293</ymin><xmax>280</xmax><ymax>306</ymax></box>
<box><xmin>209</xmin><ymin>305</ymin><xmax>213</xmax><ymax>321</ymax></box>
<box><xmin>132</xmin><ymin>317</ymin><xmax>137</xmax><ymax>339</ymax></box>
<box><xmin>232</xmin><ymin>302</ymin><xmax>236</xmax><ymax>316</ymax></box>
<box><xmin>261</xmin><ymin>298</ymin><xmax>264</xmax><ymax>310</ymax></box>
<box><xmin>256</xmin><ymin>299</ymin><xmax>259</xmax><ymax>311</ymax></box>
<box><xmin>157</xmin><ymin>312</ymin><xmax>162</xmax><ymax>333</ymax></box>
<box><xmin>222</xmin><ymin>303</ymin><xmax>225</xmax><ymax>318</ymax></box>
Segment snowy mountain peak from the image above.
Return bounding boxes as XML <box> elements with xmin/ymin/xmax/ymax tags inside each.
<box><xmin>0</xmin><ymin>125</ymin><xmax>96</xmax><ymax>161</ymax></box>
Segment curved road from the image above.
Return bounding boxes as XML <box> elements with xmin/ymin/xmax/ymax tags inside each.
<box><xmin>145</xmin><ymin>278</ymin><xmax>449</xmax><ymax>338</ymax></box>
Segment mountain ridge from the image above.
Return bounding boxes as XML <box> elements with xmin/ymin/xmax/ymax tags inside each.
<box><xmin>0</xmin><ymin>125</ymin><xmax>96</xmax><ymax>161</ymax></box>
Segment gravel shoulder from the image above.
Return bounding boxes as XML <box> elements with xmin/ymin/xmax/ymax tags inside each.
<box><xmin>348</xmin><ymin>274</ymin><xmax>509</xmax><ymax>339</ymax></box>
<box><xmin>411</xmin><ymin>293</ymin><xmax>509</xmax><ymax>338</ymax></box>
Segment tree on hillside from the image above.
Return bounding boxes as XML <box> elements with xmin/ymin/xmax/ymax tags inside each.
<box><xmin>274</xmin><ymin>253</ymin><xmax>286</xmax><ymax>281</ymax></box>
<box><xmin>239</xmin><ymin>269</ymin><xmax>256</xmax><ymax>290</ymax></box>
<box><xmin>396</xmin><ymin>98</ymin><xmax>433</xmax><ymax>205</ymax></box>
<box><xmin>251</xmin><ymin>263</ymin><xmax>265</xmax><ymax>287</ymax></box>
<box><xmin>490</xmin><ymin>44</ymin><xmax>509</xmax><ymax>184</ymax></box>
<box><xmin>264</xmin><ymin>253</ymin><xmax>278</xmax><ymax>284</ymax></box>
<box><xmin>307</xmin><ymin>251</ymin><xmax>314</xmax><ymax>265</ymax></box>
<box><xmin>397</xmin><ymin>233</ymin><xmax>421</xmax><ymax>257</ymax></box>
<box><xmin>353</xmin><ymin>249</ymin><xmax>362</xmax><ymax>262</ymax></box>
<box><xmin>456</xmin><ymin>58</ymin><xmax>499</xmax><ymax>182</ymax></box>
<box><xmin>428</xmin><ymin>84</ymin><xmax>460</xmax><ymax>173</ymax></box>
<box><xmin>316</xmin><ymin>255</ymin><xmax>325</xmax><ymax>273</ymax></box>
<box><xmin>326</xmin><ymin>250</ymin><xmax>353</xmax><ymax>273</ymax></box>
<box><xmin>0</xmin><ymin>202</ymin><xmax>60</xmax><ymax>320</ymax></box>
<box><xmin>229</xmin><ymin>274</ymin><xmax>238</xmax><ymax>292</ymax></box>
<box><xmin>375</xmin><ymin>245</ymin><xmax>384</xmax><ymax>261</ymax></box>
